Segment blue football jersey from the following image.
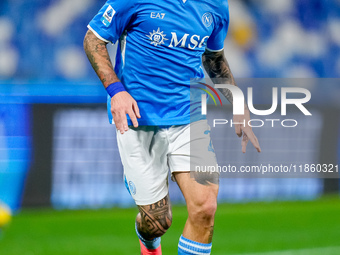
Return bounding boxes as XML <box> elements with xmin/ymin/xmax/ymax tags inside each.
<box><xmin>88</xmin><ymin>0</ymin><xmax>229</xmax><ymax>125</ymax></box>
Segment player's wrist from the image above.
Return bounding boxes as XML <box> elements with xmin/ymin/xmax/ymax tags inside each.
<box><xmin>106</xmin><ymin>82</ymin><xmax>126</xmax><ymax>97</ymax></box>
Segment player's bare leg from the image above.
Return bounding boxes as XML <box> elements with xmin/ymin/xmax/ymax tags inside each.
<box><xmin>174</xmin><ymin>172</ymin><xmax>218</xmax><ymax>254</ymax></box>
<box><xmin>136</xmin><ymin>195</ymin><xmax>172</xmax><ymax>255</ymax></box>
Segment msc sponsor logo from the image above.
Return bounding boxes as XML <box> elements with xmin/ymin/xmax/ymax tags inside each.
<box><xmin>146</xmin><ymin>28</ymin><xmax>168</xmax><ymax>46</ymax></box>
<box><xmin>169</xmin><ymin>33</ymin><xmax>209</xmax><ymax>49</ymax></box>
<box><xmin>147</xmin><ymin>27</ymin><xmax>209</xmax><ymax>49</ymax></box>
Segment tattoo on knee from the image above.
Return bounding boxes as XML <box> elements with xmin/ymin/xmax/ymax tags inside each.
<box><xmin>137</xmin><ymin>196</ymin><xmax>172</xmax><ymax>239</ymax></box>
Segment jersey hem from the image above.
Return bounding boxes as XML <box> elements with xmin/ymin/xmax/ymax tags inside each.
<box><xmin>206</xmin><ymin>47</ymin><xmax>224</xmax><ymax>52</ymax></box>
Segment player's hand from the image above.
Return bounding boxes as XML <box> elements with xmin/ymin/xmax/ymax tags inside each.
<box><xmin>110</xmin><ymin>91</ymin><xmax>141</xmax><ymax>134</ymax></box>
<box><xmin>234</xmin><ymin>107</ymin><xmax>261</xmax><ymax>153</ymax></box>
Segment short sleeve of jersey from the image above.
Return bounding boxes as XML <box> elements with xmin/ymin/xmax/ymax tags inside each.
<box><xmin>88</xmin><ymin>0</ymin><xmax>136</xmax><ymax>43</ymax></box>
<box><xmin>206</xmin><ymin>3</ymin><xmax>230</xmax><ymax>51</ymax></box>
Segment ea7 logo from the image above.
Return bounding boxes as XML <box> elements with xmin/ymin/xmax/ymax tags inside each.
<box><xmin>201</xmin><ymin>84</ymin><xmax>312</xmax><ymax>116</ymax></box>
<box><xmin>151</xmin><ymin>12</ymin><xmax>165</xmax><ymax>19</ymax></box>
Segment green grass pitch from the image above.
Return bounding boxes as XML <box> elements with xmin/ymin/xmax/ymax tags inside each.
<box><xmin>0</xmin><ymin>196</ymin><xmax>340</xmax><ymax>255</ymax></box>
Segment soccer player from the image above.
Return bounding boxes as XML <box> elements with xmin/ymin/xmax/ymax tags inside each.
<box><xmin>84</xmin><ymin>0</ymin><xmax>261</xmax><ymax>254</ymax></box>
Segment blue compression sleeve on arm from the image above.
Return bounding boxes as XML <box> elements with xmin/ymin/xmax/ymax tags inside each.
<box><xmin>106</xmin><ymin>82</ymin><xmax>126</xmax><ymax>97</ymax></box>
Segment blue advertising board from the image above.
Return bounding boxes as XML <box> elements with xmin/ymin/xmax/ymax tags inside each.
<box><xmin>0</xmin><ymin>104</ymin><xmax>32</xmax><ymax>211</ymax></box>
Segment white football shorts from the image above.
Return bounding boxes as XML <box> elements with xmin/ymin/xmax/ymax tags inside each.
<box><xmin>116</xmin><ymin>119</ymin><xmax>217</xmax><ymax>205</ymax></box>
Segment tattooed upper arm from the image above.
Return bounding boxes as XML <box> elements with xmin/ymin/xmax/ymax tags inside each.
<box><xmin>83</xmin><ymin>30</ymin><xmax>118</xmax><ymax>87</ymax></box>
<box><xmin>202</xmin><ymin>49</ymin><xmax>236</xmax><ymax>104</ymax></box>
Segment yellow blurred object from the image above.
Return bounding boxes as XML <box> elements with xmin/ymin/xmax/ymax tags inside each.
<box><xmin>0</xmin><ymin>202</ymin><xmax>11</xmax><ymax>227</ymax></box>
<box><xmin>231</xmin><ymin>22</ymin><xmax>255</xmax><ymax>49</ymax></box>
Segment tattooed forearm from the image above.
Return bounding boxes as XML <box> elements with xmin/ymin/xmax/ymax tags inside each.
<box><xmin>202</xmin><ymin>49</ymin><xmax>235</xmax><ymax>83</ymax></box>
<box><xmin>202</xmin><ymin>49</ymin><xmax>236</xmax><ymax>104</ymax></box>
<box><xmin>83</xmin><ymin>30</ymin><xmax>119</xmax><ymax>87</ymax></box>
<box><xmin>137</xmin><ymin>196</ymin><xmax>172</xmax><ymax>240</ymax></box>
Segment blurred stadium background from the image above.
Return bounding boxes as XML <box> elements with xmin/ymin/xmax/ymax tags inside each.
<box><xmin>0</xmin><ymin>0</ymin><xmax>340</xmax><ymax>254</ymax></box>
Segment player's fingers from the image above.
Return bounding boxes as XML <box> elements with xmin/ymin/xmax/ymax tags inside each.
<box><xmin>243</xmin><ymin>128</ymin><xmax>261</xmax><ymax>153</ymax></box>
<box><xmin>127</xmin><ymin>109</ymin><xmax>139</xmax><ymax>128</ymax></box>
<box><xmin>115</xmin><ymin>119</ymin><xmax>125</xmax><ymax>135</ymax></box>
<box><xmin>235</xmin><ymin>124</ymin><xmax>242</xmax><ymax>137</ymax></box>
<box><xmin>114</xmin><ymin>112</ymin><xmax>128</xmax><ymax>134</ymax></box>
<box><xmin>121</xmin><ymin>112</ymin><xmax>129</xmax><ymax>132</ymax></box>
<box><xmin>111</xmin><ymin>108</ymin><xmax>122</xmax><ymax>134</ymax></box>
<box><xmin>113</xmin><ymin>116</ymin><xmax>123</xmax><ymax>134</ymax></box>
<box><xmin>132</xmin><ymin>101</ymin><xmax>141</xmax><ymax>119</ymax></box>
<box><xmin>241</xmin><ymin>133</ymin><xmax>249</xmax><ymax>153</ymax></box>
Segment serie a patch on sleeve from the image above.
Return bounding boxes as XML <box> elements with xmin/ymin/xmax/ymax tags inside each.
<box><xmin>101</xmin><ymin>5</ymin><xmax>116</xmax><ymax>27</ymax></box>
